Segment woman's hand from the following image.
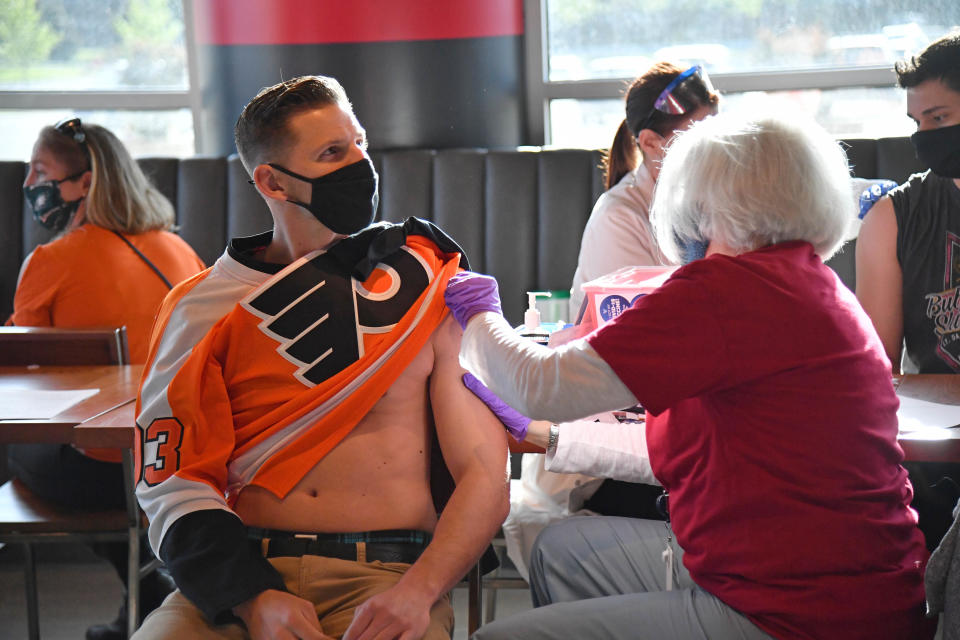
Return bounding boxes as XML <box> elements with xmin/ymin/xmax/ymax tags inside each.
<box><xmin>444</xmin><ymin>271</ymin><xmax>502</xmax><ymax>329</ymax></box>
<box><xmin>525</xmin><ymin>420</ymin><xmax>552</xmax><ymax>449</ymax></box>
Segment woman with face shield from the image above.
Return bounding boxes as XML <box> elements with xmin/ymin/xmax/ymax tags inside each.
<box><xmin>494</xmin><ymin>63</ymin><xmax>721</xmax><ymax>579</ymax></box>
<box><xmin>453</xmin><ymin>112</ymin><xmax>934</xmax><ymax>639</ymax></box>
<box><xmin>568</xmin><ymin>62</ymin><xmax>720</xmax><ymax>318</ymax></box>
<box><xmin>6</xmin><ymin>119</ymin><xmax>205</xmax><ymax>640</ymax></box>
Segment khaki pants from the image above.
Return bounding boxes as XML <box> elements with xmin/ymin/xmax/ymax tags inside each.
<box><xmin>133</xmin><ymin>555</ymin><xmax>454</xmax><ymax>640</ymax></box>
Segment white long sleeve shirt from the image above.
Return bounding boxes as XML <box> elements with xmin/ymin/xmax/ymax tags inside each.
<box><xmin>546</xmin><ymin>419</ymin><xmax>659</xmax><ymax>486</ymax></box>
<box><xmin>569</xmin><ymin>164</ymin><xmax>673</xmax><ymax>318</ymax></box>
<box><xmin>460</xmin><ymin>312</ymin><xmax>656</xmax><ymax>483</ymax></box>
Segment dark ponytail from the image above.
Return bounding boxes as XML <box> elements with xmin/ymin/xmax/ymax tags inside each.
<box><xmin>602</xmin><ymin>120</ymin><xmax>639</xmax><ymax>190</ymax></box>
<box><xmin>601</xmin><ymin>61</ymin><xmax>719</xmax><ymax>191</ymax></box>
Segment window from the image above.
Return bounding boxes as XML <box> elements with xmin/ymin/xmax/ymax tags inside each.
<box><xmin>0</xmin><ymin>109</ymin><xmax>194</xmax><ymax>158</ymax></box>
<box><xmin>530</xmin><ymin>0</ymin><xmax>960</xmax><ymax>147</ymax></box>
<box><xmin>0</xmin><ymin>0</ymin><xmax>194</xmax><ymax>160</ymax></box>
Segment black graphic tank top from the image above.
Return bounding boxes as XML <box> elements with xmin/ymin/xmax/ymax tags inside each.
<box><xmin>893</xmin><ymin>171</ymin><xmax>960</xmax><ymax>372</ymax></box>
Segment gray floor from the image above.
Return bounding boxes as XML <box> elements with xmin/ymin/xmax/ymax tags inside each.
<box><xmin>0</xmin><ymin>542</ymin><xmax>533</xmax><ymax>640</ymax></box>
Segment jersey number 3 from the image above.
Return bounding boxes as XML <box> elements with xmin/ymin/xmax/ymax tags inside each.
<box><xmin>140</xmin><ymin>417</ymin><xmax>184</xmax><ymax>486</ymax></box>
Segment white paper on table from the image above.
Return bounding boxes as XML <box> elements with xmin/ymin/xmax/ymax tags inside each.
<box><xmin>897</xmin><ymin>395</ymin><xmax>960</xmax><ymax>432</ymax></box>
<box><xmin>0</xmin><ymin>388</ymin><xmax>99</xmax><ymax>419</ymax></box>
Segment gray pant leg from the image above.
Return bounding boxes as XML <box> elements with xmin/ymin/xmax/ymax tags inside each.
<box><xmin>472</xmin><ymin>587</ymin><xmax>774</xmax><ymax>640</ymax></box>
<box><xmin>529</xmin><ymin>516</ymin><xmax>688</xmax><ymax>606</ymax></box>
<box><xmin>473</xmin><ymin>516</ymin><xmax>774</xmax><ymax>640</ymax></box>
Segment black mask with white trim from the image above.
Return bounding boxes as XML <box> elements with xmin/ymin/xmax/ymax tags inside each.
<box><xmin>269</xmin><ymin>158</ymin><xmax>379</xmax><ymax>235</ymax></box>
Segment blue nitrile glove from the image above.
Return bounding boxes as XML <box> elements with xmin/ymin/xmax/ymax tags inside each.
<box><xmin>445</xmin><ymin>271</ymin><xmax>503</xmax><ymax>330</ymax></box>
<box><xmin>858</xmin><ymin>179</ymin><xmax>898</xmax><ymax>219</ymax></box>
<box><xmin>462</xmin><ymin>372</ymin><xmax>530</xmax><ymax>441</ymax></box>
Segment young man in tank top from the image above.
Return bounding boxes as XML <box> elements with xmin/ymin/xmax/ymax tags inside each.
<box><xmin>856</xmin><ymin>33</ymin><xmax>960</xmax><ymax>553</ymax></box>
<box><xmin>857</xmin><ymin>32</ymin><xmax>960</xmax><ymax>374</ymax></box>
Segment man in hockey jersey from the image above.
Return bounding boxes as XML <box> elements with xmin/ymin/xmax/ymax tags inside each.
<box><xmin>132</xmin><ymin>75</ymin><xmax>509</xmax><ymax>640</ymax></box>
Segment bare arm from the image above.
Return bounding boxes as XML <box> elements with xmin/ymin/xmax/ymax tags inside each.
<box><xmin>525</xmin><ymin>420</ymin><xmax>551</xmax><ymax>448</ymax></box>
<box><xmin>416</xmin><ymin>314</ymin><xmax>511</xmax><ymax>595</ymax></box>
<box><xmin>856</xmin><ymin>196</ymin><xmax>904</xmax><ymax>373</ymax></box>
<box><xmin>343</xmin><ymin>315</ymin><xmax>509</xmax><ymax>640</ymax></box>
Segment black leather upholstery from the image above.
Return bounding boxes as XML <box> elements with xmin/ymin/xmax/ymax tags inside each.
<box><xmin>0</xmin><ymin>140</ymin><xmax>926</xmax><ymax>324</ymax></box>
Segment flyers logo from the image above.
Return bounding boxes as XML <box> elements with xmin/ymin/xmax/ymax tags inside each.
<box><xmin>139</xmin><ymin>417</ymin><xmax>184</xmax><ymax>486</ymax></box>
<box><xmin>242</xmin><ymin>246</ymin><xmax>431</xmax><ymax>386</ymax></box>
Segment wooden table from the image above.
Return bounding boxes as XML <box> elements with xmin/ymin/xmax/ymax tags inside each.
<box><xmin>0</xmin><ymin>364</ymin><xmax>142</xmax><ymax>448</ymax></box>
<box><xmin>0</xmin><ymin>364</ymin><xmax>144</xmax><ymax>639</ymax></box>
<box><xmin>896</xmin><ymin>374</ymin><xmax>960</xmax><ymax>463</ymax></box>
<box><xmin>2</xmin><ymin>365</ymin><xmax>957</xmax><ymax>463</ymax></box>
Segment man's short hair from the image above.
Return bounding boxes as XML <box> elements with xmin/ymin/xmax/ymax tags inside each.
<box><xmin>235</xmin><ymin>75</ymin><xmax>352</xmax><ymax>175</ymax></box>
<box><xmin>894</xmin><ymin>31</ymin><xmax>960</xmax><ymax>93</ymax></box>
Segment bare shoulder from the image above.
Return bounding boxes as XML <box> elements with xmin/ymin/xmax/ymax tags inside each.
<box><xmin>430</xmin><ymin>313</ymin><xmax>465</xmax><ymax>362</ymax></box>
<box><xmin>856</xmin><ymin>195</ymin><xmax>901</xmax><ymax>284</ymax></box>
<box><xmin>857</xmin><ymin>196</ymin><xmax>898</xmax><ymax>250</ymax></box>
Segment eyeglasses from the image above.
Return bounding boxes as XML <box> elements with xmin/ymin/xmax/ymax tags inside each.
<box><xmin>635</xmin><ymin>65</ymin><xmax>716</xmax><ymax>133</ymax></box>
<box><xmin>54</xmin><ymin>117</ymin><xmax>90</xmax><ymax>161</ymax></box>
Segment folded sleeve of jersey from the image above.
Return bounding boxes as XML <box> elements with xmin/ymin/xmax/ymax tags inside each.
<box><xmin>159</xmin><ymin>509</ymin><xmax>286</xmax><ymax>623</ymax></box>
<box><xmin>139</xmin><ymin>317</ymin><xmax>283</xmax><ymax>621</ymax></box>
<box><xmin>135</xmin><ymin>261</ymin><xmax>280</xmax><ymax>622</ymax></box>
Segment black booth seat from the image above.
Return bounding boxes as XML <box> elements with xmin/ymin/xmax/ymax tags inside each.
<box><xmin>0</xmin><ymin>139</ymin><xmax>924</xmax><ymax>325</ymax></box>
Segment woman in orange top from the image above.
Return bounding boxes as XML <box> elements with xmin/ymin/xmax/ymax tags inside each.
<box><xmin>6</xmin><ymin>118</ymin><xmax>205</xmax><ymax>640</ymax></box>
<box><xmin>8</xmin><ymin>118</ymin><xmax>204</xmax><ymax>361</ymax></box>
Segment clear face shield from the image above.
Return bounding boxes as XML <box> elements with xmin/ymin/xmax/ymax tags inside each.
<box><xmin>636</xmin><ymin>65</ymin><xmax>716</xmax><ymax>133</ymax></box>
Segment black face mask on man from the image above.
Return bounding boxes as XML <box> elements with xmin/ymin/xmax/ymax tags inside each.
<box><xmin>268</xmin><ymin>157</ymin><xmax>379</xmax><ymax>235</ymax></box>
<box><xmin>911</xmin><ymin>122</ymin><xmax>960</xmax><ymax>179</ymax></box>
<box><xmin>24</xmin><ymin>170</ymin><xmax>87</xmax><ymax>232</ymax></box>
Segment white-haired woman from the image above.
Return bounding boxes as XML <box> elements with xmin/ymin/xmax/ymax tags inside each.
<box><xmin>450</xmin><ymin>112</ymin><xmax>934</xmax><ymax>639</ymax></box>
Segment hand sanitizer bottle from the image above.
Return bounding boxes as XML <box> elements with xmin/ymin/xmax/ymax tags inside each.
<box><xmin>525</xmin><ymin>291</ymin><xmax>544</xmax><ymax>332</ymax></box>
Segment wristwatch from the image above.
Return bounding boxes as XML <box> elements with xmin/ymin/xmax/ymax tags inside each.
<box><xmin>547</xmin><ymin>424</ymin><xmax>560</xmax><ymax>453</ymax></box>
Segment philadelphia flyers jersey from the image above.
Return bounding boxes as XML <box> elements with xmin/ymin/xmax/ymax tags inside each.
<box><xmin>135</xmin><ymin>219</ymin><xmax>465</xmax><ymax>554</ymax></box>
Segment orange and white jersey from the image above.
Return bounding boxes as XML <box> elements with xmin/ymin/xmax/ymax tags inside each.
<box><xmin>135</xmin><ymin>221</ymin><xmax>464</xmax><ymax>555</ymax></box>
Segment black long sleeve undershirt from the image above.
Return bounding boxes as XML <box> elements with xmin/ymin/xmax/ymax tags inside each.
<box><xmin>159</xmin><ymin>509</ymin><xmax>286</xmax><ymax>623</ymax></box>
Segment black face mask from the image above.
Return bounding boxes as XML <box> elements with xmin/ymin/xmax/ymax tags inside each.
<box><xmin>269</xmin><ymin>157</ymin><xmax>379</xmax><ymax>235</ymax></box>
<box><xmin>911</xmin><ymin>122</ymin><xmax>960</xmax><ymax>179</ymax></box>
<box><xmin>24</xmin><ymin>171</ymin><xmax>86</xmax><ymax>232</ymax></box>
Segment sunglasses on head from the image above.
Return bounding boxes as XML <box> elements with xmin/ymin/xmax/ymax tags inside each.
<box><xmin>54</xmin><ymin>117</ymin><xmax>91</xmax><ymax>162</ymax></box>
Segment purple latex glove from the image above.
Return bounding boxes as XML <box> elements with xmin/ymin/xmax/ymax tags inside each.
<box><xmin>462</xmin><ymin>372</ymin><xmax>530</xmax><ymax>441</ymax></box>
<box><xmin>445</xmin><ymin>271</ymin><xmax>503</xmax><ymax>330</ymax></box>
